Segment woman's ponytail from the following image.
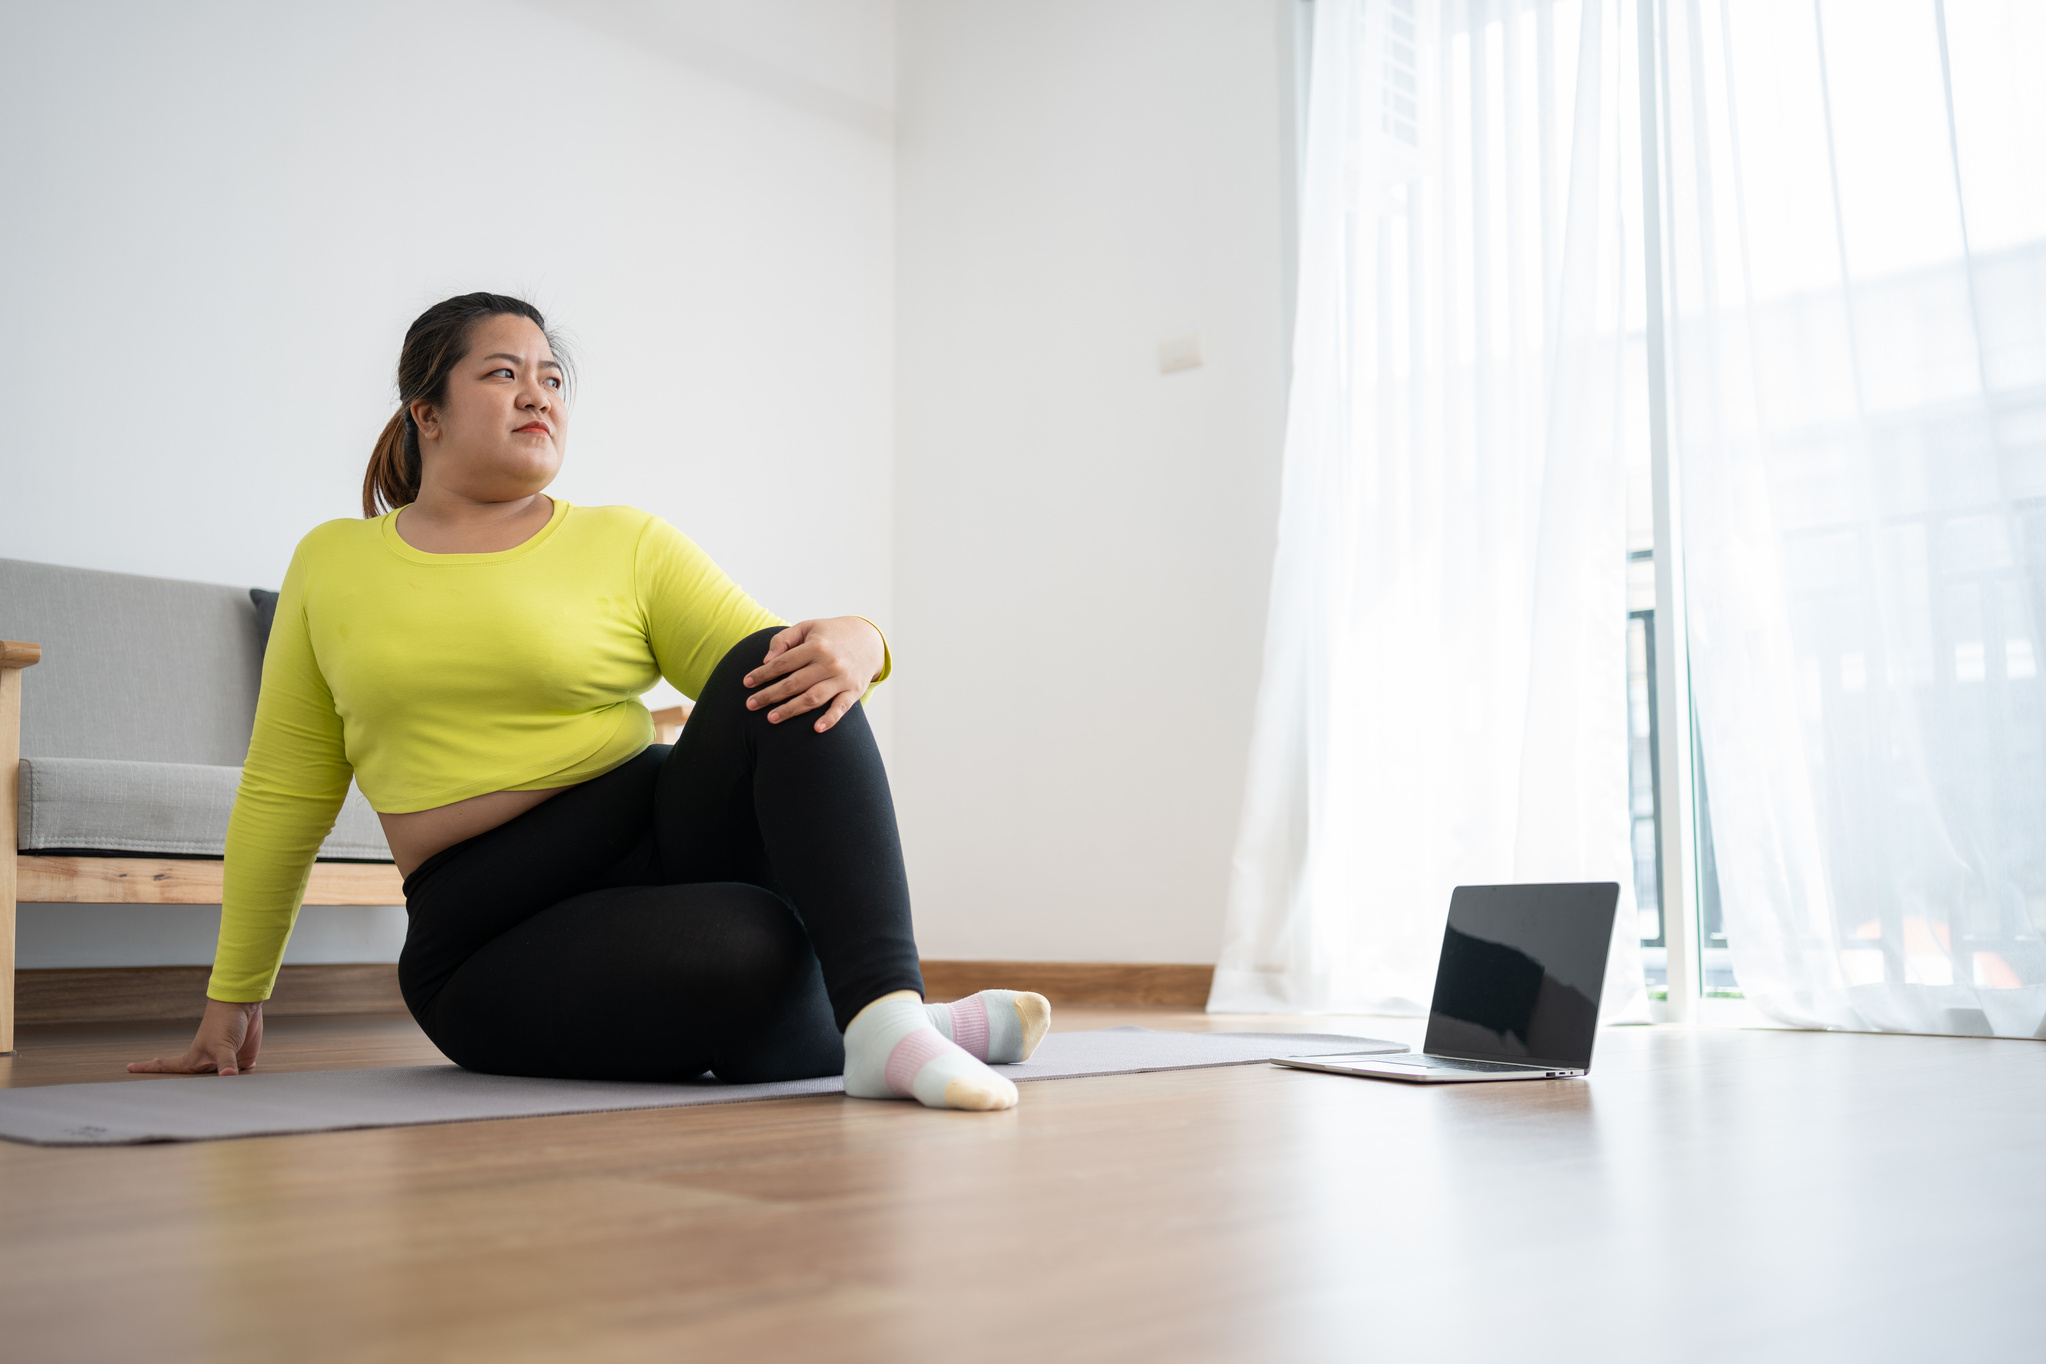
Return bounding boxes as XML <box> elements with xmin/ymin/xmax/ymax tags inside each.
<box><xmin>362</xmin><ymin>407</ymin><xmax>421</xmax><ymax>517</ymax></box>
<box><xmin>361</xmin><ymin>292</ymin><xmax>571</xmax><ymax>517</ymax></box>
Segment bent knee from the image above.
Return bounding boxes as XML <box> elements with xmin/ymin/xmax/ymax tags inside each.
<box><xmin>691</xmin><ymin>627</ymin><xmax>792</xmax><ymax>718</ymax></box>
<box><xmin>713</xmin><ymin>627</ymin><xmax>786</xmax><ymax>689</ymax></box>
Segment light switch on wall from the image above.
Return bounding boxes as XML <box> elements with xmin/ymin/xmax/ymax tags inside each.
<box><xmin>1158</xmin><ymin>331</ymin><xmax>1204</xmax><ymax>374</ymax></box>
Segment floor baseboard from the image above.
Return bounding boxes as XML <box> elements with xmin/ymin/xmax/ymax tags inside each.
<box><xmin>15</xmin><ymin>965</ymin><xmax>405</xmax><ymax>1026</ymax></box>
<box><xmin>920</xmin><ymin>960</ymin><xmax>1216</xmax><ymax>1008</ymax></box>
<box><xmin>13</xmin><ymin>959</ymin><xmax>1218</xmax><ymax>1026</ymax></box>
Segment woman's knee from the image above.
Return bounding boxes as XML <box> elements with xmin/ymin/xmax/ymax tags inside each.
<box><xmin>674</xmin><ymin>628</ymin><xmax>785</xmax><ymax>733</ymax></box>
<box><xmin>684</xmin><ymin>630</ymin><xmax>872</xmax><ymax>764</ymax></box>
<box><xmin>702</xmin><ymin>627</ymin><xmax>784</xmax><ymax>700</ymax></box>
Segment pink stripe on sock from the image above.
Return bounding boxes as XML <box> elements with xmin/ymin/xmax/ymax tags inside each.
<box><xmin>884</xmin><ymin>1028</ymin><xmax>951</xmax><ymax>1097</ymax></box>
<box><xmin>951</xmin><ymin>995</ymin><xmax>991</xmax><ymax>1061</ymax></box>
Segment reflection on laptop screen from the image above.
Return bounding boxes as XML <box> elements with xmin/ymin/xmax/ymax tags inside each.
<box><xmin>1423</xmin><ymin>883</ymin><xmax>1620</xmax><ymax>1069</ymax></box>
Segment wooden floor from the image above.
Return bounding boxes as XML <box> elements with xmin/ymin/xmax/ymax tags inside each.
<box><xmin>3</xmin><ymin>1010</ymin><xmax>2042</xmax><ymax>1363</ymax></box>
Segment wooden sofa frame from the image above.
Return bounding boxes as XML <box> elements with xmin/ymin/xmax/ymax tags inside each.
<box><xmin>1</xmin><ymin>635</ymin><xmax>697</xmax><ymax>1051</ymax></box>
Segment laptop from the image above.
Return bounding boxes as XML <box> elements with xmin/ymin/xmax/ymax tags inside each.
<box><xmin>1273</xmin><ymin>881</ymin><xmax>1620</xmax><ymax>1083</ymax></box>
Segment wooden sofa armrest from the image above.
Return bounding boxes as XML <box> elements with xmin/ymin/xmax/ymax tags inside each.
<box><xmin>3</xmin><ymin>640</ymin><xmax>40</xmax><ymax>1052</ymax></box>
<box><xmin>650</xmin><ymin>701</ymin><xmax>694</xmax><ymax>745</ymax></box>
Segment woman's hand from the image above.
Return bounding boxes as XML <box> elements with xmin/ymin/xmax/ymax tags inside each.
<box><xmin>127</xmin><ymin>998</ymin><xmax>264</xmax><ymax>1076</ymax></box>
<box><xmin>743</xmin><ymin>616</ymin><xmax>886</xmax><ymax>733</ymax></box>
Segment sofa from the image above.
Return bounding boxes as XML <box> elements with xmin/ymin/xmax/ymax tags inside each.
<box><xmin>1</xmin><ymin>556</ymin><xmax>398</xmax><ymax>1050</ymax></box>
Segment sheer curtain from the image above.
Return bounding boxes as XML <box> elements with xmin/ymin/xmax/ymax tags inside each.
<box><xmin>1211</xmin><ymin>0</ymin><xmax>1647</xmax><ymax>1020</ymax></box>
<box><xmin>1664</xmin><ymin>0</ymin><xmax>2046</xmax><ymax>1035</ymax></box>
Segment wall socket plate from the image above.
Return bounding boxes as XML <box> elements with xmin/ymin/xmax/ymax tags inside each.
<box><xmin>1158</xmin><ymin>331</ymin><xmax>1203</xmax><ymax>374</ymax></box>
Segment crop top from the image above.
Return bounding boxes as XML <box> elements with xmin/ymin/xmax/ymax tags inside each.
<box><xmin>206</xmin><ymin>500</ymin><xmax>884</xmax><ymax>1001</ymax></box>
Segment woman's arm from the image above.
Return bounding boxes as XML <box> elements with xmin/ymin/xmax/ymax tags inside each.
<box><xmin>633</xmin><ymin>512</ymin><xmax>889</xmax><ymax>730</ymax></box>
<box><xmin>127</xmin><ymin>544</ymin><xmax>353</xmax><ymax>1074</ymax></box>
<box><xmin>742</xmin><ymin>617</ymin><xmax>889</xmax><ymax>733</ymax></box>
<box><xmin>633</xmin><ymin>514</ymin><xmax>890</xmax><ymax>732</ymax></box>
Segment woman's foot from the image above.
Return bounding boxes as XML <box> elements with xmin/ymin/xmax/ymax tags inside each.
<box><xmin>924</xmin><ymin>989</ymin><xmax>1051</xmax><ymax>1064</ymax></box>
<box><xmin>844</xmin><ymin>990</ymin><xmax>1019</xmax><ymax>1110</ymax></box>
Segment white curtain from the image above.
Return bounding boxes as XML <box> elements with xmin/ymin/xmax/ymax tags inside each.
<box><xmin>1212</xmin><ymin>0</ymin><xmax>1648</xmax><ymax>1020</ymax></box>
<box><xmin>1664</xmin><ymin>0</ymin><xmax>2046</xmax><ymax>1035</ymax></box>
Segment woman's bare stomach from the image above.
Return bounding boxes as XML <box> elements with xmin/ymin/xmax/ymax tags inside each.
<box><xmin>379</xmin><ymin>786</ymin><xmax>571</xmax><ymax>880</ymax></box>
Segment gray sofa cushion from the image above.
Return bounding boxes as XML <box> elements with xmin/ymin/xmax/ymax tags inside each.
<box><xmin>0</xmin><ymin>558</ymin><xmax>265</xmax><ymax>767</ymax></box>
<box><xmin>16</xmin><ymin>757</ymin><xmax>392</xmax><ymax>863</ymax></box>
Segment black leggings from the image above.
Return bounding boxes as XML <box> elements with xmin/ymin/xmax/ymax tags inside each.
<box><xmin>397</xmin><ymin>627</ymin><xmax>925</xmax><ymax>1083</ymax></box>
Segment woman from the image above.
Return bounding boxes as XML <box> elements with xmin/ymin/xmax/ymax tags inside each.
<box><xmin>130</xmin><ymin>292</ymin><xmax>1046</xmax><ymax>1111</ymax></box>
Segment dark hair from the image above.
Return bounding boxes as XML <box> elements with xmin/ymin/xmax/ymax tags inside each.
<box><xmin>362</xmin><ymin>292</ymin><xmax>573</xmax><ymax>517</ymax></box>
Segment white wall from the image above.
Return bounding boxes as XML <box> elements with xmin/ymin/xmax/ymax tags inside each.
<box><xmin>5</xmin><ymin>0</ymin><xmax>1296</xmax><ymax>973</ymax></box>
<box><xmin>892</xmin><ymin>1</ymin><xmax>1293</xmax><ymax>964</ymax></box>
<box><xmin>0</xmin><ymin>0</ymin><xmax>896</xmax><ymax>680</ymax></box>
<box><xmin>2</xmin><ymin>0</ymin><xmax>897</xmax><ymax>968</ymax></box>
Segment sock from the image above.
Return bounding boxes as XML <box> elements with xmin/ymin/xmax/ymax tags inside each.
<box><xmin>924</xmin><ymin>990</ymin><xmax>1051</xmax><ymax>1064</ymax></box>
<box><xmin>844</xmin><ymin>992</ymin><xmax>1019</xmax><ymax>1111</ymax></box>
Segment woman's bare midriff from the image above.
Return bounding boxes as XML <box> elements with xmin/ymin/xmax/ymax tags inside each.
<box><xmin>379</xmin><ymin>786</ymin><xmax>572</xmax><ymax>880</ymax></box>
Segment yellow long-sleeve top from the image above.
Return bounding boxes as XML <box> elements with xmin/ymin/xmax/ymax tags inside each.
<box><xmin>210</xmin><ymin>500</ymin><xmax>882</xmax><ymax>1002</ymax></box>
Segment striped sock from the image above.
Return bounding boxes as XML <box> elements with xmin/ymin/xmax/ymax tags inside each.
<box><xmin>843</xmin><ymin>991</ymin><xmax>1018</xmax><ymax>1110</ymax></box>
<box><xmin>925</xmin><ymin>990</ymin><xmax>1052</xmax><ymax>1064</ymax></box>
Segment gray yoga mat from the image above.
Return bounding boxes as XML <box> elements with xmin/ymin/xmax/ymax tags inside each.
<box><xmin>0</xmin><ymin>1027</ymin><xmax>1403</xmax><ymax>1146</ymax></box>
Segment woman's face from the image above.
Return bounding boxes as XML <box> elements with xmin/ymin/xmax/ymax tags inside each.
<box><xmin>411</xmin><ymin>313</ymin><xmax>567</xmax><ymax>502</ymax></box>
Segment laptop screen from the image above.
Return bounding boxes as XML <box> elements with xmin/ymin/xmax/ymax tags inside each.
<box><xmin>1422</xmin><ymin>883</ymin><xmax>1620</xmax><ymax>1069</ymax></box>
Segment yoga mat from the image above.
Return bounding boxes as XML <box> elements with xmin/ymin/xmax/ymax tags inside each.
<box><xmin>0</xmin><ymin>1028</ymin><xmax>1404</xmax><ymax>1146</ymax></box>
